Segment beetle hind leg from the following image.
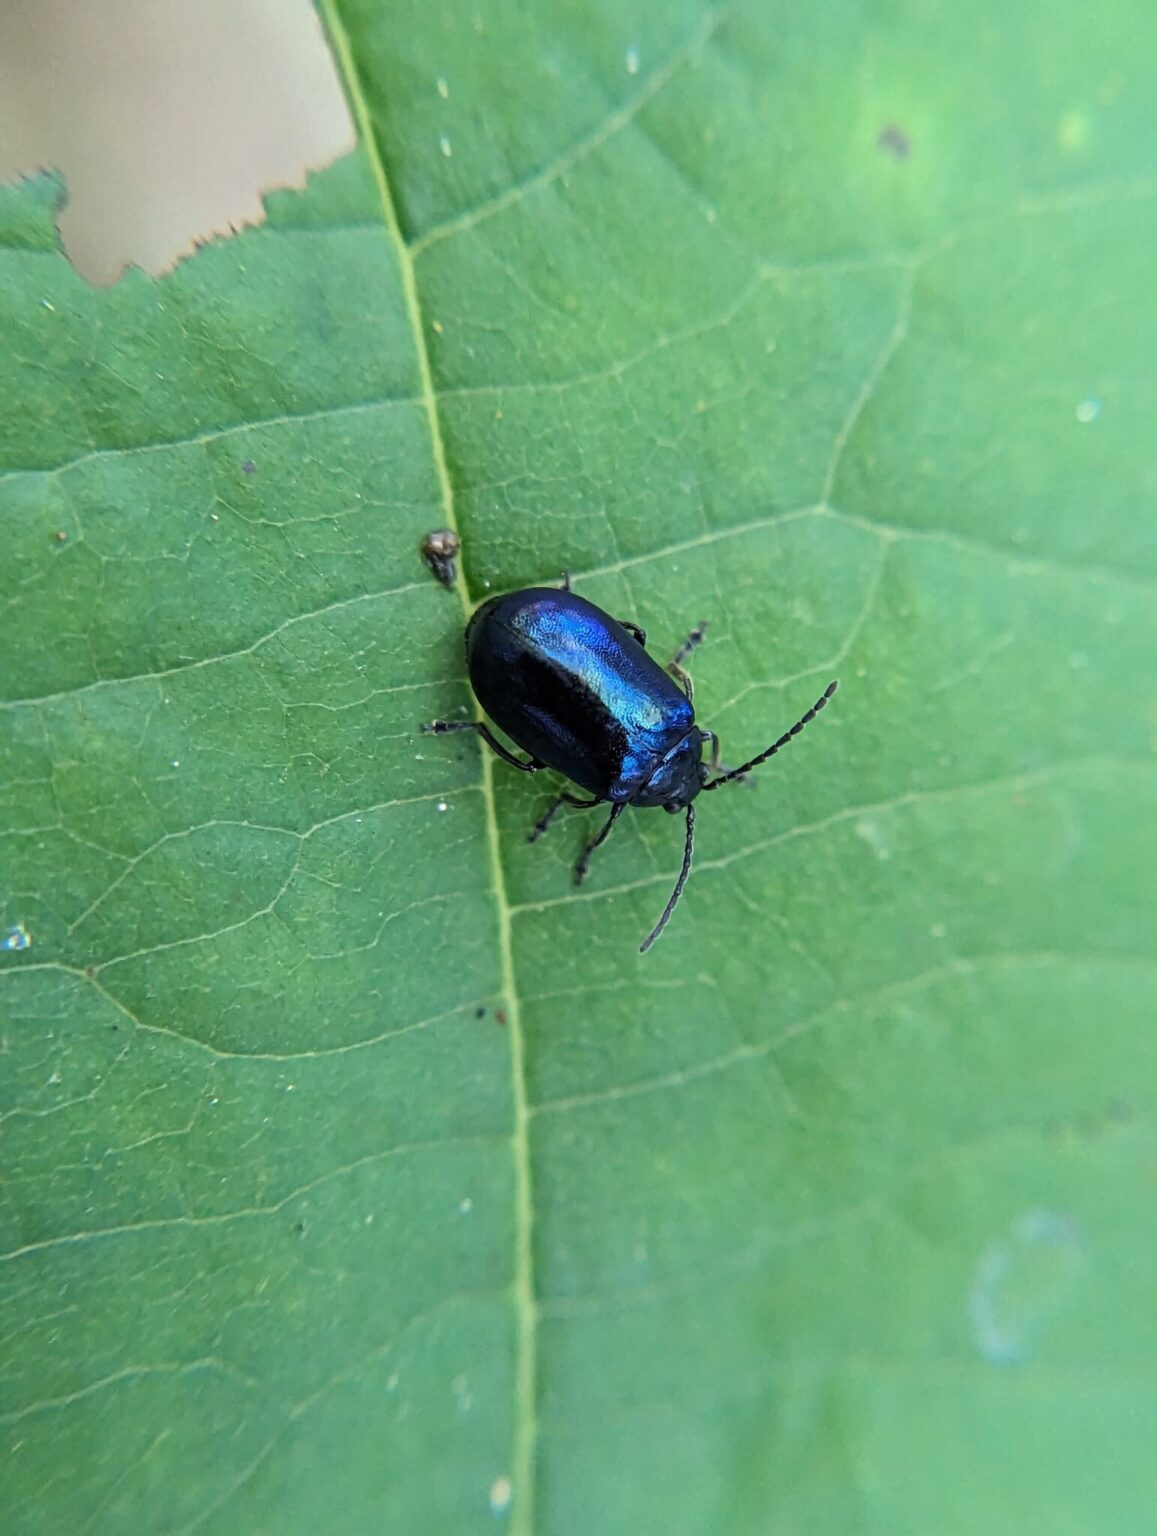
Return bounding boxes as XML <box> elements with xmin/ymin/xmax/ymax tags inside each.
<box><xmin>422</xmin><ymin>719</ymin><xmax>544</xmax><ymax>774</ymax></box>
<box><xmin>617</xmin><ymin>620</ymin><xmax>647</xmax><ymax>647</ymax></box>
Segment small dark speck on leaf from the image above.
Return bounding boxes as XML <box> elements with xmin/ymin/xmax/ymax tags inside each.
<box><xmin>474</xmin><ymin>1006</ymin><xmax>487</xmax><ymax>1019</ymax></box>
<box><xmin>293</xmin><ymin>1219</ymin><xmax>306</xmax><ymax>1236</ymax></box>
<box><xmin>241</xmin><ymin>459</ymin><xmax>257</xmax><ymax>475</ymax></box>
<box><xmin>877</xmin><ymin>123</ymin><xmax>911</xmax><ymax>159</ymax></box>
<box><xmin>495</xmin><ymin>1008</ymin><xmax>507</xmax><ymax>1026</ymax></box>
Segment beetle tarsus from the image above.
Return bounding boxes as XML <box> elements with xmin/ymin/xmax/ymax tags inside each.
<box><xmin>423</xmin><ymin>718</ymin><xmax>543</xmax><ymax>773</ymax></box>
<box><xmin>671</xmin><ymin>623</ymin><xmax>708</xmax><ymax>670</ymax></box>
<box><xmin>529</xmin><ymin>800</ymin><xmax>564</xmax><ymax>842</ymax></box>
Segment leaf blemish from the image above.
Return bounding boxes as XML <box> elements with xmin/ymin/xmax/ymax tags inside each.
<box><xmin>877</xmin><ymin>123</ymin><xmax>911</xmax><ymax>159</ymax></box>
<box><xmin>969</xmin><ymin>1210</ymin><xmax>1087</xmax><ymax>1365</ymax></box>
<box><xmin>854</xmin><ymin>818</ymin><xmax>891</xmax><ymax>861</ymax></box>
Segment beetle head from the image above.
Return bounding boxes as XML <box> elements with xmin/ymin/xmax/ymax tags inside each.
<box><xmin>633</xmin><ymin>730</ymin><xmax>704</xmax><ymax>811</ymax></box>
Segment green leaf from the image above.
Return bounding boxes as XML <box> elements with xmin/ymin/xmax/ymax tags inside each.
<box><xmin>2</xmin><ymin>3</ymin><xmax>1155</xmax><ymax>1532</ymax></box>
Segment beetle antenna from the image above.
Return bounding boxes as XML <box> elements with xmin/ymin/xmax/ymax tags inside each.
<box><xmin>703</xmin><ymin>681</ymin><xmax>838</xmax><ymax>791</ymax></box>
<box><xmin>639</xmin><ymin>803</ymin><xmax>696</xmax><ymax>953</ymax></box>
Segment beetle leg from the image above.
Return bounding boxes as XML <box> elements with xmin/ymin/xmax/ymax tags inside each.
<box><xmin>699</xmin><ymin>728</ymin><xmax>722</xmax><ymax>774</ymax></box>
<box><xmin>530</xmin><ymin>797</ymin><xmax>567</xmax><ymax>842</ymax></box>
<box><xmin>667</xmin><ymin>623</ymin><xmax>707</xmax><ymax>701</ymax></box>
<box><xmin>699</xmin><ymin>729</ymin><xmax>753</xmax><ymax>786</ymax></box>
<box><xmin>573</xmin><ymin>803</ymin><xmax>625</xmax><ymax>885</ymax></box>
<box><xmin>559</xmin><ymin>570</ymin><xmax>573</xmax><ymax>591</ymax></box>
<box><xmin>668</xmin><ymin>662</ymin><xmax>693</xmax><ymax>703</ymax></box>
<box><xmin>422</xmin><ymin>719</ymin><xmax>544</xmax><ymax>773</ymax></box>
<box><xmin>617</xmin><ymin>620</ymin><xmax>647</xmax><ymax>647</ymax></box>
<box><xmin>671</xmin><ymin>624</ymin><xmax>707</xmax><ymax>668</ymax></box>
<box><xmin>528</xmin><ymin>791</ymin><xmax>600</xmax><ymax>843</ymax></box>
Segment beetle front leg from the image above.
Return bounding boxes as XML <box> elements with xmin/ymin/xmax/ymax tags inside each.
<box><xmin>668</xmin><ymin>623</ymin><xmax>707</xmax><ymax>702</ymax></box>
<box><xmin>699</xmin><ymin>728</ymin><xmax>752</xmax><ymax>786</ymax></box>
<box><xmin>573</xmin><ymin>803</ymin><xmax>625</xmax><ymax>885</ymax></box>
<box><xmin>700</xmin><ymin>728</ymin><xmax>722</xmax><ymax>775</ymax></box>
<box><xmin>422</xmin><ymin>719</ymin><xmax>544</xmax><ymax>773</ymax></box>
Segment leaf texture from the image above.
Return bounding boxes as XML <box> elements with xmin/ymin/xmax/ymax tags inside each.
<box><xmin>2</xmin><ymin>3</ymin><xmax>1156</xmax><ymax>1532</ymax></box>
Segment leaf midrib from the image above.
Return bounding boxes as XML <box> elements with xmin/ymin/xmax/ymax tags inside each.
<box><xmin>318</xmin><ymin>3</ymin><xmax>539</xmax><ymax>1529</ymax></box>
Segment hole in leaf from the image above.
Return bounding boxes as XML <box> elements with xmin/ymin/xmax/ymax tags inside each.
<box><xmin>0</xmin><ymin>0</ymin><xmax>354</xmax><ymax>284</ymax></box>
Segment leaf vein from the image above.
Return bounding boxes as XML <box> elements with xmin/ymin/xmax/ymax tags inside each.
<box><xmin>0</xmin><ymin>396</ymin><xmax>415</xmax><ymax>486</ymax></box>
<box><xmin>319</xmin><ymin>4</ymin><xmax>540</xmax><ymax>1526</ymax></box>
<box><xmin>0</xmin><ymin>581</ymin><xmax>434</xmax><ymax>711</ymax></box>
<box><xmin>409</xmin><ymin>3</ymin><xmax>735</xmax><ymax>258</ymax></box>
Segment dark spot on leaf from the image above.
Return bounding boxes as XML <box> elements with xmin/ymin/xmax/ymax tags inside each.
<box><xmin>495</xmin><ymin>1008</ymin><xmax>507</xmax><ymax>1026</ymax></box>
<box><xmin>293</xmin><ymin>1219</ymin><xmax>306</xmax><ymax>1236</ymax></box>
<box><xmin>241</xmin><ymin>459</ymin><xmax>257</xmax><ymax>475</ymax></box>
<box><xmin>877</xmin><ymin>123</ymin><xmax>911</xmax><ymax>159</ymax></box>
<box><xmin>474</xmin><ymin>1005</ymin><xmax>487</xmax><ymax>1019</ymax></box>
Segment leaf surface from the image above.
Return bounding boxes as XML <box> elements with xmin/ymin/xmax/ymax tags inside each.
<box><xmin>2</xmin><ymin>3</ymin><xmax>1155</xmax><ymax>1532</ymax></box>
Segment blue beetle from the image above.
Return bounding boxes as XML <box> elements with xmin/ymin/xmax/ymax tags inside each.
<box><xmin>425</xmin><ymin>578</ymin><xmax>837</xmax><ymax>951</ymax></box>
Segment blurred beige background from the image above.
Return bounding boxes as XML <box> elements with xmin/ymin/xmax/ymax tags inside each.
<box><xmin>0</xmin><ymin>0</ymin><xmax>353</xmax><ymax>283</ymax></box>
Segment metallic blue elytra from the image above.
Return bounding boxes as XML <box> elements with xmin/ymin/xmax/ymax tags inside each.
<box><xmin>424</xmin><ymin>579</ymin><xmax>837</xmax><ymax>952</ymax></box>
<box><xmin>467</xmin><ymin>588</ymin><xmax>698</xmax><ymax>807</ymax></box>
